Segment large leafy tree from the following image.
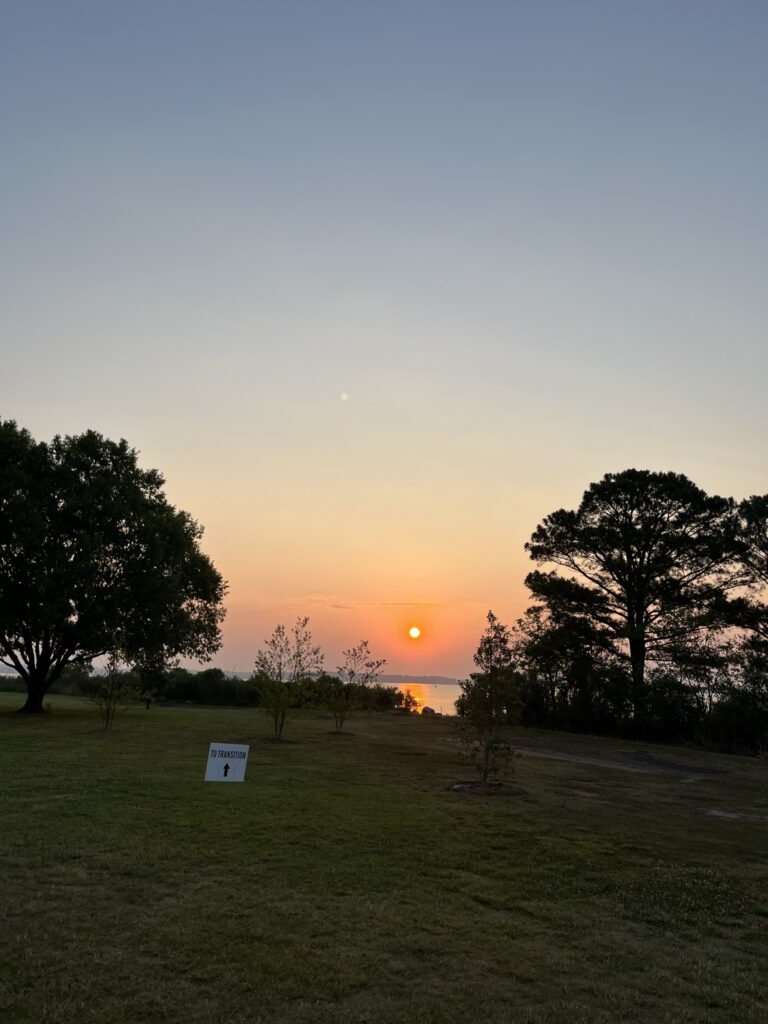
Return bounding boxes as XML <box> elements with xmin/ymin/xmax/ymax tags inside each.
<box><xmin>0</xmin><ymin>420</ymin><xmax>226</xmax><ymax>712</ymax></box>
<box><xmin>525</xmin><ymin>470</ymin><xmax>747</xmax><ymax>712</ymax></box>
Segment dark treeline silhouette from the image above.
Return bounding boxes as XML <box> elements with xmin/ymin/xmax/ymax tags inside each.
<box><xmin>516</xmin><ymin>469</ymin><xmax>768</xmax><ymax>754</ymax></box>
<box><xmin>4</xmin><ymin>663</ymin><xmax>410</xmax><ymax>715</ymax></box>
<box><xmin>512</xmin><ymin>617</ymin><xmax>768</xmax><ymax>753</ymax></box>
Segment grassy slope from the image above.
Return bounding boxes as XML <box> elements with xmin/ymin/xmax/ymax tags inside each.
<box><xmin>0</xmin><ymin>694</ymin><xmax>766</xmax><ymax>1024</ymax></box>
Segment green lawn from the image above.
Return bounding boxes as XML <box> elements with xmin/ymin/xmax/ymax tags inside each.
<box><xmin>1</xmin><ymin>694</ymin><xmax>766</xmax><ymax>1024</ymax></box>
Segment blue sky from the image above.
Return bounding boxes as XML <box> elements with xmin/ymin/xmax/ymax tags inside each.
<box><xmin>2</xmin><ymin>1</ymin><xmax>766</xmax><ymax>674</ymax></box>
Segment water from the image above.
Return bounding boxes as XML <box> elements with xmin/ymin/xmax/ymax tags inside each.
<box><xmin>383</xmin><ymin>680</ymin><xmax>461</xmax><ymax>715</ymax></box>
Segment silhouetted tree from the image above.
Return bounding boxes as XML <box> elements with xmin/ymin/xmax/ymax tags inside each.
<box><xmin>526</xmin><ymin>470</ymin><xmax>747</xmax><ymax>715</ymax></box>
<box><xmin>739</xmin><ymin>495</ymin><xmax>768</xmax><ymax>646</ymax></box>
<box><xmin>328</xmin><ymin>640</ymin><xmax>387</xmax><ymax>733</ymax></box>
<box><xmin>456</xmin><ymin>611</ymin><xmax>521</xmax><ymax>785</ymax></box>
<box><xmin>512</xmin><ymin>606</ymin><xmax>629</xmax><ymax>733</ymax></box>
<box><xmin>401</xmin><ymin>689</ymin><xmax>419</xmax><ymax>713</ymax></box>
<box><xmin>722</xmin><ymin>643</ymin><xmax>768</xmax><ymax>753</ymax></box>
<box><xmin>252</xmin><ymin>617</ymin><xmax>323</xmax><ymax>739</ymax></box>
<box><xmin>80</xmin><ymin>655</ymin><xmax>141</xmax><ymax>731</ymax></box>
<box><xmin>740</xmin><ymin>495</ymin><xmax>768</xmax><ymax>586</ymax></box>
<box><xmin>134</xmin><ymin>652</ymin><xmax>171</xmax><ymax>710</ymax></box>
<box><xmin>0</xmin><ymin>420</ymin><xmax>226</xmax><ymax>712</ymax></box>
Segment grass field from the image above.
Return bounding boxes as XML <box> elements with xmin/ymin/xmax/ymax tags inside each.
<box><xmin>1</xmin><ymin>694</ymin><xmax>766</xmax><ymax>1024</ymax></box>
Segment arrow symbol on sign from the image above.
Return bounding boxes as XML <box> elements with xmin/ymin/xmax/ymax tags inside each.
<box><xmin>223</xmin><ymin>763</ymin><xmax>230</xmax><ymax>777</ymax></box>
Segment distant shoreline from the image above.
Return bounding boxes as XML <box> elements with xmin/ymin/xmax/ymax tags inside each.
<box><xmin>378</xmin><ymin>673</ymin><xmax>461</xmax><ymax>687</ymax></box>
<box><xmin>0</xmin><ymin>668</ymin><xmax>464</xmax><ymax>687</ymax></box>
<box><xmin>183</xmin><ymin>669</ymin><xmax>464</xmax><ymax>685</ymax></box>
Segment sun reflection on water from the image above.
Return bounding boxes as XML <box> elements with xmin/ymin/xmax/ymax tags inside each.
<box><xmin>388</xmin><ymin>681</ymin><xmax>460</xmax><ymax>715</ymax></box>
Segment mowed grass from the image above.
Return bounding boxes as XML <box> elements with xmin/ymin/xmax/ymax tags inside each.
<box><xmin>1</xmin><ymin>695</ymin><xmax>766</xmax><ymax>1024</ymax></box>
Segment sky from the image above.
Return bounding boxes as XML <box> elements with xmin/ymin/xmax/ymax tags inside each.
<box><xmin>1</xmin><ymin>1</ymin><xmax>766</xmax><ymax>677</ymax></box>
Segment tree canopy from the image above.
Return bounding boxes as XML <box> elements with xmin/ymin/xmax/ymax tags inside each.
<box><xmin>525</xmin><ymin>469</ymin><xmax>748</xmax><ymax>711</ymax></box>
<box><xmin>0</xmin><ymin>420</ymin><xmax>226</xmax><ymax>712</ymax></box>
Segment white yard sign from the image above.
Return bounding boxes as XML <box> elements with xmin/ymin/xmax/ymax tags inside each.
<box><xmin>204</xmin><ymin>742</ymin><xmax>250</xmax><ymax>783</ymax></box>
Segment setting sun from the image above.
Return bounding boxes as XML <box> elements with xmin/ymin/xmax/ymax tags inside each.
<box><xmin>408</xmin><ymin>626</ymin><xmax>421</xmax><ymax>639</ymax></box>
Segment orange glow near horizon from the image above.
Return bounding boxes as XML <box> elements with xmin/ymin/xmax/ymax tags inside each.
<box><xmin>4</xmin><ymin>3</ymin><xmax>768</xmax><ymax>690</ymax></box>
<box><xmin>209</xmin><ymin>588</ymin><xmax>529</xmax><ymax>680</ymax></box>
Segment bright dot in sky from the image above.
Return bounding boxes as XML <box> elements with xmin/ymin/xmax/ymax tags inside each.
<box><xmin>340</xmin><ymin>392</ymin><xmax>348</xmax><ymax>401</ymax></box>
<box><xmin>408</xmin><ymin>626</ymin><xmax>421</xmax><ymax>639</ymax></box>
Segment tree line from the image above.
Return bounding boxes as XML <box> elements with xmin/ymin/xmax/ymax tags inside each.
<box><xmin>4</xmin><ymin>655</ymin><xmax>409</xmax><ymax>729</ymax></box>
<box><xmin>460</xmin><ymin>470</ymin><xmax>768</xmax><ymax>758</ymax></box>
<box><xmin>0</xmin><ymin>622</ymin><xmax>404</xmax><ymax>735</ymax></box>
<box><xmin>1</xmin><ymin>422</ymin><xmax>766</xmax><ymax>752</ymax></box>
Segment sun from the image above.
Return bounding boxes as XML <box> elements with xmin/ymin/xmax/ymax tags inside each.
<box><xmin>408</xmin><ymin>626</ymin><xmax>421</xmax><ymax>639</ymax></box>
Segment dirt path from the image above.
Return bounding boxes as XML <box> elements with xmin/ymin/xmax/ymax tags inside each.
<box><xmin>514</xmin><ymin>745</ymin><xmax>730</xmax><ymax>776</ymax></box>
<box><xmin>514</xmin><ymin>745</ymin><xmax>659</xmax><ymax>773</ymax></box>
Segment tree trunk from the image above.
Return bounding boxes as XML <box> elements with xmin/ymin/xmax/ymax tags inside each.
<box><xmin>628</xmin><ymin>636</ymin><xmax>646</xmax><ymax>717</ymax></box>
<box><xmin>18</xmin><ymin>677</ymin><xmax>46</xmax><ymax>713</ymax></box>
